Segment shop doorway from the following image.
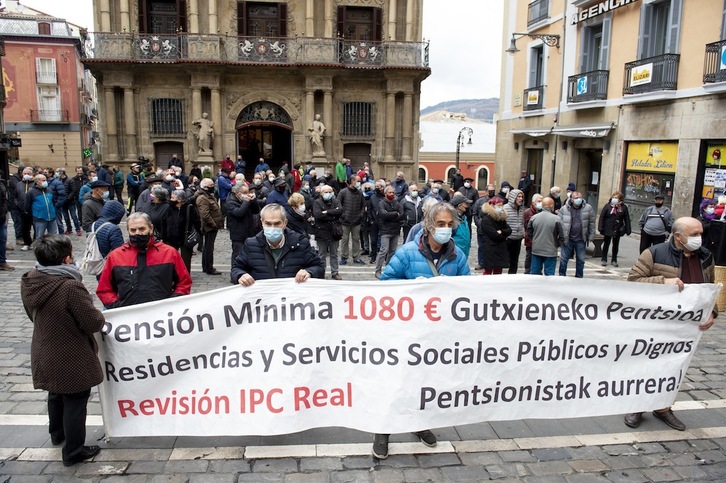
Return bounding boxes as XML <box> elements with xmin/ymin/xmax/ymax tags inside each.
<box><xmin>580</xmin><ymin>150</ymin><xmax>602</xmax><ymax>213</ymax></box>
<box><xmin>526</xmin><ymin>149</ymin><xmax>543</xmax><ymax>195</ymax></box>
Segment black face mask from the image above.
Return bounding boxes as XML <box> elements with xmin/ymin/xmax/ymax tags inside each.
<box><xmin>488</xmin><ymin>190</ymin><xmax>496</xmax><ymax>197</ymax></box>
<box><xmin>655</xmin><ymin>202</ymin><xmax>664</xmax><ymax>208</ymax></box>
<box><xmin>129</xmin><ymin>234</ymin><xmax>151</xmax><ymax>250</ymax></box>
<box><xmin>276</xmin><ymin>186</ymin><xmax>286</xmax><ymax>193</ymax></box>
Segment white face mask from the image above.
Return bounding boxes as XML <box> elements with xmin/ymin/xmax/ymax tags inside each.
<box><xmin>706</xmin><ymin>207</ymin><xmax>715</xmax><ymax>215</ymax></box>
<box><xmin>611</xmin><ymin>198</ymin><xmax>619</xmax><ymax>205</ymax></box>
<box><xmin>464</xmin><ymin>182</ymin><xmax>471</xmax><ymax>188</ymax></box>
<box><xmin>680</xmin><ymin>234</ymin><xmax>702</xmax><ymax>252</ymax></box>
<box><xmin>535</xmin><ymin>202</ymin><xmax>542</xmax><ymax>210</ymax></box>
<box><xmin>432</xmin><ymin>227</ymin><xmax>452</xmax><ymax>244</ymax></box>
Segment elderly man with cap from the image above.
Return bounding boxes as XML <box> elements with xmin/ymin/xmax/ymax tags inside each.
<box><xmin>638</xmin><ymin>194</ymin><xmax>674</xmax><ymax>253</ymax></box>
<box><xmin>450</xmin><ymin>192</ymin><xmax>473</xmax><ymax>258</ymax></box>
<box><xmin>195</xmin><ymin>178</ymin><xmax>224</xmax><ymax>275</ymax></box>
<box><xmin>81</xmin><ymin>180</ymin><xmax>110</xmax><ymax>232</ymax></box>
<box><xmin>267</xmin><ymin>177</ymin><xmax>290</xmax><ymax>207</ymax></box>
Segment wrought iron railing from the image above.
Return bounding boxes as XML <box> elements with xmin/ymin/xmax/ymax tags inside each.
<box><xmin>528</xmin><ymin>0</ymin><xmax>549</xmax><ymax>27</ymax></box>
<box><xmin>703</xmin><ymin>39</ymin><xmax>726</xmax><ymax>84</ymax></box>
<box><xmin>85</xmin><ymin>33</ymin><xmax>430</xmax><ymax>69</ymax></box>
<box><xmin>523</xmin><ymin>85</ymin><xmax>545</xmax><ymax>111</ymax></box>
<box><xmin>567</xmin><ymin>70</ymin><xmax>609</xmax><ymax>103</ymax></box>
<box><xmin>30</xmin><ymin>109</ymin><xmax>70</xmax><ymax>123</ymax></box>
<box><xmin>623</xmin><ymin>53</ymin><xmax>679</xmax><ymax>95</ymax></box>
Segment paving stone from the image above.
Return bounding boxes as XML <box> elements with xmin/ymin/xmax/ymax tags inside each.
<box><xmin>162</xmin><ymin>460</ymin><xmax>209</xmax><ymax>473</ymax></box>
<box><xmin>208</xmin><ymin>460</ymin><xmax>251</xmax><ymax>473</ymax></box>
<box><xmin>341</xmin><ymin>456</ymin><xmax>375</xmax><ymax>470</ymax></box>
<box><xmin>639</xmin><ymin>454</ymin><xmax>670</xmax><ymax>467</ymax></box>
<box><xmin>188</xmin><ymin>475</ymin><xmax>236</xmax><ymax>483</ymax></box>
<box><xmin>569</xmin><ymin>459</ymin><xmax>609</xmax><ymax>473</ymax></box>
<box><xmin>330</xmin><ymin>470</ymin><xmax>373</xmax><ymax>483</ymax></box>
<box><xmin>689</xmin><ymin>439</ymin><xmax>720</xmax><ymax>450</ymax></box>
<box><xmin>527</xmin><ymin>460</ymin><xmax>573</xmax><ymax>476</ymax></box>
<box><xmin>237</xmin><ymin>473</ymin><xmax>286</xmax><ymax>482</ymax></box>
<box><xmin>522</xmin><ymin>476</ymin><xmax>567</xmax><ymax>483</ymax></box>
<box><xmin>701</xmin><ymin>462</ymin><xmax>726</xmax><ymax>480</ymax></box>
<box><xmin>74</xmin><ymin>463</ymin><xmax>129</xmax><ymax>476</ymax></box>
<box><xmin>661</xmin><ymin>441</ymin><xmax>691</xmax><ymax>453</ymax></box>
<box><xmin>375</xmin><ymin>455</ymin><xmax>417</xmax><ymax>468</ymax></box>
<box><xmin>632</xmin><ymin>442</ymin><xmax>665</xmax><ymax>454</ymax></box>
<box><xmin>0</xmin><ymin>477</ymin><xmax>50</xmax><ymax>483</ymax></box>
<box><xmin>666</xmin><ymin>452</ymin><xmax>701</xmax><ymax>466</ymax></box>
<box><xmin>415</xmin><ymin>453</ymin><xmax>461</xmax><ymax>469</ymax></box>
<box><xmin>604</xmin><ymin>469</ymin><xmax>648</xmax><ymax>483</ymax></box>
<box><xmin>440</xmin><ymin>465</ymin><xmax>490</xmax><ymax>481</ymax></box>
<box><xmin>370</xmin><ymin>468</ymin><xmax>404</xmax><ymax>483</ymax></box>
<box><xmin>600</xmin><ymin>456</ymin><xmax>644</xmax><ymax>470</ymax></box>
<box><xmin>532</xmin><ymin>448</ymin><xmax>571</xmax><ymax>461</ymax></box>
<box><xmin>284</xmin><ymin>473</ymin><xmax>332</xmax><ymax>483</ymax></box>
<box><xmin>565</xmin><ymin>475</ymin><xmax>610</xmax><ymax>483</ymax></box>
<box><xmin>48</xmin><ymin>476</ymin><xmax>95</xmax><ymax>483</ymax></box>
<box><xmin>499</xmin><ymin>450</ymin><xmax>537</xmax><ymax>462</ymax></box>
<box><xmin>0</xmin><ymin>461</ymin><xmax>47</xmax><ymax>474</ymax></box>
<box><xmin>602</xmin><ymin>445</ymin><xmax>638</xmax><ymax>457</ymax></box>
<box><xmin>565</xmin><ymin>447</ymin><xmax>609</xmax><ymax>460</ymax></box>
<box><xmin>401</xmin><ymin>468</ymin><xmax>443</xmax><ymax>482</ymax></box>
<box><xmin>125</xmin><ymin>461</ymin><xmax>167</xmax><ymax>474</ymax></box>
<box><xmin>640</xmin><ymin>467</ymin><xmax>682</xmax><ymax>482</ymax></box>
<box><xmin>696</xmin><ymin>449</ymin><xmax>726</xmax><ymax>463</ymax></box>
<box><xmin>485</xmin><ymin>463</ymin><xmax>530</xmax><ymax>479</ymax></box>
<box><xmin>252</xmin><ymin>458</ymin><xmax>298</xmax><ymax>473</ymax></box>
<box><xmin>98</xmin><ymin>476</ymin><xmax>149</xmax><ymax>483</ymax></box>
<box><xmin>458</xmin><ymin>451</ymin><xmax>503</xmax><ymax>466</ymax></box>
<box><xmin>672</xmin><ymin>465</ymin><xmax>709</xmax><ymax>480</ymax></box>
<box><xmin>300</xmin><ymin>457</ymin><xmax>343</xmax><ymax>472</ymax></box>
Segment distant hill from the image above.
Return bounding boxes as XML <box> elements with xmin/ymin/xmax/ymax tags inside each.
<box><xmin>421</xmin><ymin>98</ymin><xmax>499</xmax><ymax>122</ymax></box>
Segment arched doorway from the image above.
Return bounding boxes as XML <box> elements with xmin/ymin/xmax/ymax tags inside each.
<box><xmin>236</xmin><ymin>101</ymin><xmax>293</xmax><ymax>178</ymax></box>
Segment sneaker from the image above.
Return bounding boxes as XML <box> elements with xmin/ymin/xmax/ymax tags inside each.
<box><xmin>21</xmin><ymin>245</ymin><xmax>30</xmax><ymax>251</ymax></box>
<box><xmin>612</xmin><ymin>261</ymin><xmax>618</xmax><ymax>267</ymax></box>
<box><xmin>375</xmin><ymin>271</ymin><xmax>381</xmax><ymax>279</ymax></box>
<box><xmin>76</xmin><ymin>230</ymin><xmax>82</xmax><ymax>236</ymax></box>
<box><xmin>601</xmin><ymin>260</ymin><xmax>607</xmax><ymax>266</ymax></box>
<box><xmin>413</xmin><ymin>430</ymin><xmax>437</xmax><ymax>447</ymax></box>
<box><xmin>372</xmin><ymin>434</ymin><xmax>389</xmax><ymax>459</ymax></box>
<box><xmin>339</xmin><ymin>258</ymin><xmax>347</xmax><ymax>265</ymax></box>
<box><xmin>65</xmin><ymin>230</ymin><xmax>72</xmax><ymax>235</ymax></box>
<box><xmin>354</xmin><ymin>259</ymin><xmax>366</xmax><ymax>265</ymax></box>
<box><xmin>332</xmin><ymin>274</ymin><xmax>342</xmax><ymax>280</ymax></box>
<box><xmin>0</xmin><ymin>264</ymin><xmax>15</xmax><ymax>271</ymax></box>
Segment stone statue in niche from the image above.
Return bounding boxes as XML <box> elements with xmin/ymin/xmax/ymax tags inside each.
<box><xmin>193</xmin><ymin>112</ymin><xmax>214</xmax><ymax>153</ymax></box>
<box><xmin>309</xmin><ymin>113</ymin><xmax>326</xmax><ymax>156</ymax></box>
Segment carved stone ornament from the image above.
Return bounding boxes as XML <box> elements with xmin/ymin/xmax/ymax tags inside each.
<box><xmin>334</xmin><ymin>0</ymin><xmax>385</xmax><ymax>6</ymax></box>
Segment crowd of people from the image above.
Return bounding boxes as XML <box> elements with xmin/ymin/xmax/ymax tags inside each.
<box><xmin>1</xmin><ymin>155</ymin><xmax>720</xmax><ymax>464</ymax></box>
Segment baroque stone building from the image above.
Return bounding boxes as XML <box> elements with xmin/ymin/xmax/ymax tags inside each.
<box><xmin>85</xmin><ymin>0</ymin><xmax>429</xmax><ymax>180</ymax></box>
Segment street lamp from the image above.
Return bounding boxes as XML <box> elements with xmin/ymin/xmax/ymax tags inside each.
<box><xmin>455</xmin><ymin>127</ymin><xmax>473</xmax><ymax>171</ymax></box>
<box><xmin>505</xmin><ymin>33</ymin><xmax>560</xmax><ymax>54</ymax></box>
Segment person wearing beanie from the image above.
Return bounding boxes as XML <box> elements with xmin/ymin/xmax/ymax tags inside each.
<box><xmin>498</xmin><ymin>181</ymin><xmax>512</xmax><ymax>201</ymax></box>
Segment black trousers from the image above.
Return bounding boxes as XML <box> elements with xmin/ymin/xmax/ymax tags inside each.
<box><xmin>369</xmin><ymin>223</ymin><xmax>380</xmax><ymax>260</ymax></box>
<box><xmin>602</xmin><ymin>235</ymin><xmax>621</xmax><ymax>262</ymax></box>
<box><xmin>231</xmin><ymin>240</ymin><xmax>245</xmax><ymax>268</ymax></box>
<box><xmin>506</xmin><ymin>238</ymin><xmax>522</xmax><ymax>274</ymax></box>
<box><xmin>202</xmin><ymin>230</ymin><xmax>217</xmax><ymax>273</ymax></box>
<box><xmin>639</xmin><ymin>232</ymin><xmax>666</xmax><ymax>253</ymax></box>
<box><xmin>48</xmin><ymin>389</ymin><xmax>91</xmax><ymax>463</ymax></box>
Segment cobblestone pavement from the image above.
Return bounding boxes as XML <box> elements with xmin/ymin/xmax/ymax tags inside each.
<box><xmin>1</xmin><ymin>221</ymin><xmax>726</xmax><ymax>482</ymax></box>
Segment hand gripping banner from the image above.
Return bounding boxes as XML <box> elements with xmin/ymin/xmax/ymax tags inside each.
<box><xmin>96</xmin><ymin>275</ymin><xmax>719</xmax><ymax>437</ymax></box>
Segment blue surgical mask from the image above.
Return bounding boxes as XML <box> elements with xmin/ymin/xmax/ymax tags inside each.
<box><xmin>40</xmin><ymin>181</ymin><xmax>48</xmax><ymax>189</ymax></box>
<box><xmin>573</xmin><ymin>198</ymin><xmax>583</xmax><ymax>207</ymax></box>
<box><xmin>91</xmin><ymin>176</ymin><xmax>98</xmax><ymax>182</ymax></box>
<box><xmin>102</xmin><ymin>191</ymin><xmax>110</xmax><ymax>200</ymax></box>
<box><xmin>535</xmin><ymin>202</ymin><xmax>542</xmax><ymax>210</ymax></box>
<box><xmin>410</xmin><ymin>191</ymin><xmax>418</xmax><ymax>197</ymax></box>
<box><xmin>432</xmin><ymin>227</ymin><xmax>452</xmax><ymax>244</ymax></box>
<box><xmin>264</xmin><ymin>227</ymin><xmax>284</xmax><ymax>243</ymax></box>
<box><xmin>323</xmin><ymin>193</ymin><xmax>333</xmax><ymax>201</ymax></box>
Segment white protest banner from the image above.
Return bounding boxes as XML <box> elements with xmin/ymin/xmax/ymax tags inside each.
<box><xmin>96</xmin><ymin>275</ymin><xmax>719</xmax><ymax>437</ymax></box>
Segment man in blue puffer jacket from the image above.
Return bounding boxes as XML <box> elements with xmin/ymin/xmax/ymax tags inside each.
<box><xmin>231</xmin><ymin>203</ymin><xmax>324</xmax><ymax>285</ymax></box>
<box><xmin>25</xmin><ymin>174</ymin><xmax>58</xmax><ymax>242</ymax></box>
<box><xmin>91</xmin><ymin>200</ymin><xmax>126</xmax><ymax>258</ymax></box>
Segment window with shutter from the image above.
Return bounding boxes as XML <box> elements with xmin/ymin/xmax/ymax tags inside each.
<box><xmin>35</xmin><ymin>58</ymin><xmax>57</xmax><ymax>84</ymax></box>
<box><xmin>244</xmin><ymin>2</ymin><xmax>286</xmax><ymax>37</ymax></box>
<box><xmin>37</xmin><ymin>85</ymin><xmax>61</xmax><ymax>121</ymax></box>
<box><xmin>38</xmin><ymin>22</ymin><xmax>51</xmax><ymax>35</ymax></box>
<box><xmin>722</xmin><ymin>0</ymin><xmax>726</xmax><ymax>40</ymax></box>
<box><xmin>338</xmin><ymin>7</ymin><xmax>381</xmax><ymax>41</ymax></box>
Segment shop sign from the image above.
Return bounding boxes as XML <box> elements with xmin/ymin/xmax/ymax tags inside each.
<box><xmin>527</xmin><ymin>90</ymin><xmax>540</xmax><ymax>105</ymax></box>
<box><xmin>721</xmin><ymin>45</ymin><xmax>726</xmax><ymax>71</ymax></box>
<box><xmin>576</xmin><ymin>76</ymin><xmax>588</xmax><ymax>95</ymax></box>
<box><xmin>630</xmin><ymin>63</ymin><xmax>652</xmax><ymax>87</ymax></box>
<box><xmin>625</xmin><ymin>142</ymin><xmax>678</xmax><ymax>173</ymax></box>
<box><xmin>705</xmin><ymin>144</ymin><xmax>726</xmax><ymax>167</ymax></box>
<box><xmin>572</xmin><ymin>0</ymin><xmax>639</xmax><ymax>25</ymax></box>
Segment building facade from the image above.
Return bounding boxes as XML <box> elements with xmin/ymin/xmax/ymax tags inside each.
<box><xmin>0</xmin><ymin>3</ymin><xmax>95</xmax><ymax>169</ymax></box>
<box><xmin>85</xmin><ymin>0</ymin><xmax>429</xmax><ymax>181</ymax></box>
<box><xmin>498</xmin><ymin>0</ymin><xmax>726</xmax><ymax>227</ymax></box>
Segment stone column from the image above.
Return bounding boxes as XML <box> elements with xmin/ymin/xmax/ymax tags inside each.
<box><xmin>388</xmin><ymin>0</ymin><xmax>397</xmax><ymax>40</ymax></box>
<box><xmin>123</xmin><ymin>88</ymin><xmax>137</xmax><ymax>160</ymax></box>
<box><xmin>104</xmin><ymin>87</ymin><xmax>118</xmax><ymax>161</ymax></box>
<box><xmin>99</xmin><ymin>0</ymin><xmax>111</xmax><ymax>31</ymax></box>
<box><xmin>189</xmin><ymin>0</ymin><xmax>199</xmax><ymax>33</ymax></box>
<box><xmin>323</xmin><ymin>90</ymin><xmax>333</xmax><ymax>161</ymax></box>
<box><xmin>306</xmin><ymin>0</ymin><xmax>314</xmax><ymax>36</ymax></box>
<box><xmin>405</xmin><ymin>0</ymin><xmax>415</xmax><ymax>41</ymax></box>
<box><xmin>402</xmin><ymin>93</ymin><xmax>413</xmax><ymax>162</ymax></box>
<box><xmin>324</xmin><ymin>0</ymin><xmax>334</xmax><ymax>38</ymax></box>
<box><xmin>305</xmin><ymin>90</ymin><xmax>314</xmax><ymax>160</ymax></box>
<box><xmin>211</xmin><ymin>88</ymin><xmax>222</xmax><ymax>159</ymax></box>
<box><xmin>120</xmin><ymin>0</ymin><xmax>130</xmax><ymax>32</ymax></box>
<box><xmin>384</xmin><ymin>92</ymin><xmax>395</xmax><ymax>161</ymax></box>
<box><xmin>209</xmin><ymin>0</ymin><xmax>218</xmax><ymax>33</ymax></box>
<box><xmin>192</xmin><ymin>88</ymin><xmax>202</xmax><ymax>124</ymax></box>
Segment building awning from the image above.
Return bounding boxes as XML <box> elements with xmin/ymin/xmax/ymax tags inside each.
<box><xmin>551</xmin><ymin>123</ymin><xmax>614</xmax><ymax>138</ymax></box>
<box><xmin>509</xmin><ymin>127</ymin><xmax>552</xmax><ymax>137</ymax></box>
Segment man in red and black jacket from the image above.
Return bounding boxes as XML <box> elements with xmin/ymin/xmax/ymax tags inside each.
<box><xmin>97</xmin><ymin>212</ymin><xmax>192</xmax><ymax>309</ymax></box>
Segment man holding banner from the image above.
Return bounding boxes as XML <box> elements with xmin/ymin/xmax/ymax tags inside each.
<box><xmin>625</xmin><ymin>216</ymin><xmax>717</xmax><ymax>431</ymax></box>
<box><xmin>373</xmin><ymin>202</ymin><xmax>471</xmax><ymax>459</ymax></box>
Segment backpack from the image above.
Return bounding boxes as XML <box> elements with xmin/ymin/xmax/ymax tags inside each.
<box><xmin>81</xmin><ymin>222</ymin><xmax>111</xmax><ymax>276</ymax></box>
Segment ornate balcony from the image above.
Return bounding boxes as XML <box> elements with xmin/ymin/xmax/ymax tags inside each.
<box><xmin>30</xmin><ymin>109</ymin><xmax>70</xmax><ymax>123</ymax></box>
<box><xmin>85</xmin><ymin>33</ymin><xmax>430</xmax><ymax>69</ymax></box>
<box><xmin>703</xmin><ymin>39</ymin><xmax>726</xmax><ymax>84</ymax></box>
<box><xmin>528</xmin><ymin>0</ymin><xmax>549</xmax><ymax>28</ymax></box>
<box><xmin>567</xmin><ymin>70</ymin><xmax>609</xmax><ymax>103</ymax></box>
<box><xmin>523</xmin><ymin>85</ymin><xmax>545</xmax><ymax>111</ymax></box>
<box><xmin>623</xmin><ymin>53</ymin><xmax>679</xmax><ymax>95</ymax></box>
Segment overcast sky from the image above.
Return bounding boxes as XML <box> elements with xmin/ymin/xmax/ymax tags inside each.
<box><xmin>20</xmin><ymin>0</ymin><xmax>503</xmax><ymax>110</ymax></box>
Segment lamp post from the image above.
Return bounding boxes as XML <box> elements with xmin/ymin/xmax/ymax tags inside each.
<box><xmin>455</xmin><ymin>127</ymin><xmax>473</xmax><ymax>171</ymax></box>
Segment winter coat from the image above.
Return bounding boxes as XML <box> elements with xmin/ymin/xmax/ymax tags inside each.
<box><xmin>226</xmin><ymin>194</ymin><xmax>260</xmax><ymax>242</ymax></box>
<box><xmin>21</xmin><ymin>269</ymin><xmax>104</xmax><ymax>394</ymax></box>
<box><xmin>285</xmin><ymin>205</ymin><xmax>312</xmax><ymax>238</ymax></box>
<box><xmin>230</xmin><ymin>229</ymin><xmax>325</xmax><ymax>283</ymax></box>
<box><xmin>25</xmin><ymin>186</ymin><xmax>56</xmax><ymax>221</ymax></box>
<box><xmin>598</xmin><ymin>202</ymin><xmax>632</xmax><ymax>238</ymax></box>
<box><xmin>402</xmin><ymin>195</ymin><xmax>422</xmax><ymax>228</ymax></box>
<box><xmin>14</xmin><ymin>179</ymin><xmax>33</xmax><ymax>214</ymax></box>
<box><xmin>82</xmin><ymin>196</ymin><xmax>105</xmax><ymax>231</ymax></box>
<box><xmin>377</xmin><ymin>197</ymin><xmax>404</xmax><ymax>236</ymax></box>
<box><xmin>337</xmin><ymin>186</ymin><xmax>365</xmax><ymax>225</ymax></box>
<box><xmin>392</xmin><ymin>178</ymin><xmax>409</xmax><ymax>201</ymax></box>
<box><xmin>381</xmin><ymin>232</ymin><xmax>471</xmax><ymax>279</ymax></box>
<box><xmin>148</xmin><ymin>201</ymin><xmax>172</xmax><ymax>241</ymax></box>
<box><xmin>559</xmin><ymin>201</ymin><xmax>596</xmax><ymax>242</ymax></box>
<box><xmin>452</xmin><ymin>213</ymin><xmax>471</xmax><ymax>257</ymax></box>
<box><xmin>503</xmin><ymin>189</ymin><xmax>525</xmax><ymax>240</ymax></box>
<box><xmin>528</xmin><ymin>209</ymin><xmax>565</xmax><ymax>258</ymax></box>
<box><xmin>195</xmin><ymin>190</ymin><xmax>223</xmax><ymax>233</ymax></box>
<box><xmin>62</xmin><ymin>176</ymin><xmax>77</xmax><ymax>204</ymax></box>
<box><xmin>266</xmin><ymin>188</ymin><xmax>289</xmax><ymax>207</ymax></box>
<box><xmin>217</xmin><ymin>174</ymin><xmax>233</xmax><ymax>202</ymax></box>
<box><xmin>91</xmin><ymin>200</ymin><xmax>126</xmax><ymax>258</ymax></box>
<box><xmin>0</xmin><ymin>182</ymin><xmax>7</xmax><ymax>223</ymax></box>
<box><xmin>48</xmin><ymin>177</ymin><xmax>66</xmax><ymax>209</ymax></box>
<box><xmin>478</xmin><ymin>203</ymin><xmax>512</xmax><ymax>270</ymax></box>
<box><xmin>523</xmin><ymin>205</ymin><xmax>540</xmax><ymax>248</ymax></box>
<box><xmin>8</xmin><ymin>173</ymin><xmax>21</xmax><ymax>210</ymax></box>
<box><xmin>312</xmin><ymin>196</ymin><xmax>342</xmax><ymax>242</ymax></box>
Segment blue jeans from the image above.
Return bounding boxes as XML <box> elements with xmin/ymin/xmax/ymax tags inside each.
<box><xmin>33</xmin><ymin>217</ymin><xmax>59</xmax><ymax>240</ymax></box>
<box><xmin>62</xmin><ymin>203</ymin><xmax>81</xmax><ymax>232</ymax></box>
<box><xmin>559</xmin><ymin>240</ymin><xmax>586</xmax><ymax>278</ymax></box>
<box><xmin>530</xmin><ymin>255</ymin><xmax>557</xmax><ymax>275</ymax></box>
<box><xmin>0</xmin><ymin>220</ymin><xmax>7</xmax><ymax>264</ymax></box>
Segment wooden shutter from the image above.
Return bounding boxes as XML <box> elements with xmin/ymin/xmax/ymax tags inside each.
<box><xmin>237</xmin><ymin>1</ymin><xmax>247</xmax><ymax>36</ymax></box>
<box><xmin>598</xmin><ymin>15</ymin><xmax>612</xmax><ymax>70</ymax></box>
<box><xmin>177</xmin><ymin>0</ymin><xmax>187</xmax><ymax>32</ymax></box>
<box><xmin>638</xmin><ymin>3</ymin><xmax>653</xmax><ymax>59</ymax></box>
<box><xmin>529</xmin><ymin>47</ymin><xmax>540</xmax><ymax>87</ymax></box>
<box><xmin>373</xmin><ymin>7</ymin><xmax>383</xmax><ymax>41</ymax></box>
<box><xmin>337</xmin><ymin>6</ymin><xmax>345</xmax><ymax>38</ymax></box>
<box><xmin>278</xmin><ymin>3</ymin><xmax>287</xmax><ymax>37</ymax></box>
<box><xmin>139</xmin><ymin>0</ymin><xmax>148</xmax><ymax>33</ymax></box>
<box><xmin>666</xmin><ymin>0</ymin><xmax>682</xmax><ymax>54</ymax></box>
<box><xmin>579</xmin><ymin>27</ymin><xmax>591</xmax><ymax>74</ymax></box>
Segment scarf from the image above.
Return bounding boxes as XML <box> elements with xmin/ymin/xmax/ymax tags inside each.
<box><xmin>35</xmin><ymin>262</ymin><xmax>83</xmax><ymax>282</ymax></box>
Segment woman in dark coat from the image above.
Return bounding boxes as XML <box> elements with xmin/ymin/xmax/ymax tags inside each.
<box><xmin>478</xmin><ymin>196</ymin><xmax>512</xmax><ymax>275</ymax></box>
<box><xmin>147</xmin><ymin>185</ymin><xmax>171</xmax><ymax>242</ymax></box>
<box><xmin>226</xmin><ymin>183</ymin><xmax>260</xmax><ymax>266</ymax></box>
<box><xmin>285</xmin><ymin>192</ymin><xmax>313</xmax><ymax>238</ymax></box>
<box><xmin>598</xmin><ymin>191</ymin><xmax>631</xmax><ymax>267</ymax></box>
